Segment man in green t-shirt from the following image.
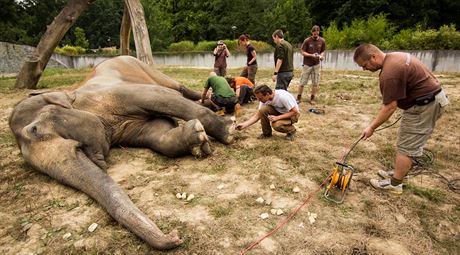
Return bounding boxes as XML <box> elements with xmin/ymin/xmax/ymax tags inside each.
<box><xmin>272</xmin><ymin>29</ymin><xmax>293</xmax><ymax>90</ymax></box>
<box><xmin>201</xmin><ymin>72</ymin><xmax>238</xmax><ymax>114</ymax></box>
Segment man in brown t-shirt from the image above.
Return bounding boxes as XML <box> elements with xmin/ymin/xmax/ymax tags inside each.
<box><xmin>297</xmin><ymin>25</ymin><xmax>326</xmax><ymax>104</ymax></box>
<box><xmin>213</xmin><ymin>40</ymin><xmax>230</xmax><ymax>77</ymax></box>
<box><xmin>354</xmin><ymin>43</ymin><xmax>449</xmax><ymax>195</ymax></box>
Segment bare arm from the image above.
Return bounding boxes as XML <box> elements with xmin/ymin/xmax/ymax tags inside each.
<box><xmin>272</xmin><ymin>58</ymin><xmax>283</xmax><ymax>82</ymax></box>
<box><xmin>236</xmin><ymin>111</ymin><xmax>261</xmax><ymax>130</ymax></box>
<box><xmin>201</xmin><ymin>88</ymin><xmax>209</xmax><ymax>102</ymax></box>
<box><xmin>362</xmin><ymin>100</ymin><xmax>398</xmax><ymax>139</ymax></box>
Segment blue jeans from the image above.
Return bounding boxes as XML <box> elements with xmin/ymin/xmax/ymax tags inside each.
<box><xmin>275</xmin><ymin>71</ymin><xmax>293</xmax><ymax>90</ymax></box>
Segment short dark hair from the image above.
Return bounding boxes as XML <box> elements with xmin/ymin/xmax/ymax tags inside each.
<box><xmin>254</xmin><ymin>84</ymin><xmax>272</xmax><ymax>96</ymax></box>
<box><xmin>272</xmin><ymin>29</ymin><xmax>284</xmax><ymax>39</ymax></box>
<box><xmin>311</xmin><ymin>25</ymin><xmax>320</xmax><ymax>32</ymax></box>
<box><xmin>353</xmin><ymin>43</ymin><xmax>381</xmax><ymax>62</ymax></box>
<box><xmin>225</xmin><ymin>77</ymin><xmax>235</xmax><ymax>85</ymax></box>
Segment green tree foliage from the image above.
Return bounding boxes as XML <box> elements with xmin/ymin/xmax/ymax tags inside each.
<box><xmin>308</xmin><ymin>0</ymin><xmax>459</xmax><ymax>31</ymax></box>
<box><xmin>323</xmin><ymin>14</ymin><xmax>395</xmax><ymax>49</ymax></box>
<box><xmin>71</xmin><ymin>0</ymin><xmax>123</xmax><ymax>49</ymax></box>
<box><xmin>1</xmin><ymin>0</ymin><xmax>459</xmax><ymax>51</ymax></box>
<box><xmin>324</xmin><ymin>15</ymin><xmax>460</xmax><ymax>50</ymax></box>
<box><xmin>74</xmin><ymin>27</ymin><xmax>89</xmax><ymax>49</ymax></box>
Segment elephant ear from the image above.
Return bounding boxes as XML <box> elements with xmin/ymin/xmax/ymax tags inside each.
<box><xmin>41</xmin><ymin>92</ymin><xmax>73</xmax><ymax>109</ymax></box>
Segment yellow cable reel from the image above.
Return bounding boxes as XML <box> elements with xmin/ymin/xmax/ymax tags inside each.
<box><xmin>324</xmin><ymin>162</ymin><xmax>354</xmax><ymax>203</ymax></box>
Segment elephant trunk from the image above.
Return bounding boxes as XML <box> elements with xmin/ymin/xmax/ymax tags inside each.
<box><xmin>32</xmin><ymin>141</ymin><xmax>182</xmax><ymax>249</ymax></box>
<box><xmin>179</xmin><ymin>85</ymin><xmax>202</xmax><ymax>101</ymax></box>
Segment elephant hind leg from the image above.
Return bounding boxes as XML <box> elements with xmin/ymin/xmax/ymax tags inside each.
<box><xmin>122</xmin><ymin>118</ymin><xmax>212</xmax><ymax>157</ymax></box>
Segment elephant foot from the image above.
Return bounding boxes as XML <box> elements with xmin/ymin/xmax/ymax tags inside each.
<box><xmin>186</xmin><ymin>119</ymin><xmax>212</xmax><ymax>157</ymax></box>
<box><xmin>220</xmin><ymin>116</ymin><xmax>236</xmax><ymax>145</ymax></box>
<box><xmin>155</xmin><ymin>229</ymin><xmax>183</xmax><ymax>250</ymax></box>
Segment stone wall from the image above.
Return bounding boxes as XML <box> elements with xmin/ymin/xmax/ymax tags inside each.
<box><xmin>1</xmin><ymin>42</ymin><xmax>459</xmax><ymax>73</ymax></box>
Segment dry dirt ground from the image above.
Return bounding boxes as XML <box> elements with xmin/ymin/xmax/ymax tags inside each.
<box><xmin>0</xmin><ymin>67</ymin><xmax>459</xmax><ymax>255</ymax></box>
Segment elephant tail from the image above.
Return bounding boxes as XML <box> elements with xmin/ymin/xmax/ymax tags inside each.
<box><xmin>26</xmin><ymin>138</ymin><xmax>183</xmax><ymax>250</ymax></box>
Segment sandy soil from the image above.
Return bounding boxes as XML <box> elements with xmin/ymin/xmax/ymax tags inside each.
<box><xmin>0</xmin><ymin>69</ymin><xmax>459</xmax><ymax>255</ymax></box>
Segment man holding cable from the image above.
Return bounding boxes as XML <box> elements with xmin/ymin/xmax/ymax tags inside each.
<box><xmin>354</xmin><ymin>43</ymin><xmax>449</xmax><ymax>195</ymax></box>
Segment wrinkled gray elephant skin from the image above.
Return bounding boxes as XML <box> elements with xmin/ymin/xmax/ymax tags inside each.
<box><xmin>9</xmin><ymin>56</ymin><xmax>235</xmax><ymax>250</ymax></box>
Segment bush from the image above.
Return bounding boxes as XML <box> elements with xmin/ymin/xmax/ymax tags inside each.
<box><xmin>74</xmin><ymin>27</ymin><xmax>89</xmax><ymax>49</ymax></box>
<box><xmin>167</xmin><ymin>40</ymin><xmax>195</xmax><ymax>52</ymax></box>
<box><xmin>54</xmin><ymin>45</ymin><xmax>86</xmax><ymax>56</ymax></box>
<box><xmin>387</xmin><ymin>24</ymin><xmax>460</xmax><ymax>50</ymax></box>
<box><xmin>249</xmin><ymin>40</ymin><xmax>274</xmax><ymax>52</ymax></box>
<box><xmin>165</xmin><ymin>39</ymin><xmax>273</xmax><ymax>53</ymax></box>
<box><xmin>222</xmin><ymin>40</ymin><xmax>238</xmax><ymax>51</ymax></box>
<box><xmin>324</xmin><ymin>14</ymin><xmax>460</xmax><ymax>50</ymax></box>
<box><xmin>324</xmin><ymin>14</ymin><xmax>395</xmax><ymax>49</ymax></box>
<box><xmin>195</xmin><ymin>41</ymin><xmax>217</xmax><ymax>51</ymax></box>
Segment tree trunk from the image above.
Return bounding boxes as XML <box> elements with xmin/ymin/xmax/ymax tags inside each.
<box><xmin>120</xmin><ymin>3</ymin><xmax>131</xmax><ymax>56</ymax></box>
<box><xmin>124</xmin><ymin>0</ymin><xmax>154</xmax><ymax>65</ymax></box>
<box><xmin>14</xmin><ymin>0</ymin><xmax>94</xmax><ymax>89</ymax></box>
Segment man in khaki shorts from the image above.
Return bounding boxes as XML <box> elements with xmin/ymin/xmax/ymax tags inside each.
<box><xmin>297</xmin><ymin>25</ymin><xmax>326</xmax><ymax>104</ymax></box>
<box><xmin>354</xmin><ymin>43</ymin><xmax>449</xmax><ymax>195</ymax></box>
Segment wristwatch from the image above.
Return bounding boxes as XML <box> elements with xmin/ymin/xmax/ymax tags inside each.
<box><xmin>273</xmin><ymin>72</ymin><xmax>278</xmax><ymax>75</ymax></box>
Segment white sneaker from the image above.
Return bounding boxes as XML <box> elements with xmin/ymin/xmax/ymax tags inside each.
<box><xmin>370</xmin><ymin>178</ymin><xmax>403</xmax><ymax>195</ymax></box>
<box><xmin>377</xmin><ymin>170</ymin><xmax>409</xmax><ymax>183</ymax></box>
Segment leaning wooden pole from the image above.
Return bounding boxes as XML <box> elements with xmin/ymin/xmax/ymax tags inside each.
<box><xmin>120</xmin><ymin>3</ymin><xmax>131</xmax><ymax>56</ymax></box>
<box><xmin>123</xmin><ymin>0</ymin><xmax>154</xmax><ymax>65</ymax></box>
<box><xmin>14</xmin><ymin>0</ymin><xmax>94</xmax><ymax>89</ymax></box>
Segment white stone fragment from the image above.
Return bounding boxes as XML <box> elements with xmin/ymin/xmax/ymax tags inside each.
<box><xmin>270</xmin><ymin>209</ymin><xmax>277</xmax><ymax>215</ymax></box>
<box><xmin>260</xmin><ymin>213</ymin><xmax>269</xmax><ymax>219</ymax></box>
<box><xmin>276</xmin><ymin>209</ymin><xmax>284</xmax><ymax>215</ymax></box>
<box><xmin>269</xmin><ymin>184</ymin><xmax>276</xmax><ymax>190</ymax></box>
<box><xmin>88</xmin><ymin>223</ymin><xmax>98</xmax><ymax>232</ymax></box>
<box><xmin>255</xmin><ymin>197</ymin><xmax>265</xmax><ymax>204</ymax></box>
<box><xmin>308</xmin><ymin>212</ymin><xmax>317</xmax><ymax>224</ymax></box>
<box><xmin>217</xmin><ymin>184</ymin><xmax>225</xmax><ymax>190</ymax></box>
<box><xmin>293</xmin><ymin>186</ymin><xmax>300</xmax><ymax>193</ymax></box>
<box><xmin>63</xmin><ymin>233</ymin><xmax>72</xmax><ymax>239</ymax></box>
<box><xmin>395</xmin><ymin>214</ymin><xmax>407</xmax><ymax>224</ymax></box>
<box><xmin>186</xmin><ymin>194</ymin><xmax>195</xmax><ymax>201</ymax></box>
<box><xmin>181</xmin><ymin>192</ymin><xmax>187</xmax><ymax>199</ymax></box>
<box><xmin>176</xmin><ymin>193</ymin><xmax>182</xmax><ymax>199</ymax></box>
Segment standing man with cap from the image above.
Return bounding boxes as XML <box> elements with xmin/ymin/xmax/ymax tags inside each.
<box><xmin>272</xmin><ymin>29</ymin><xmax>294</xmax><ymax>90</ymax></box>
<box><xmin>353</xmin><ymin>43</ymin><xmax>449</xmax><ymax>194</ymax></box>
<box><xmin>213</xmin><ymin>40</ymin><xmax>230</xmax><ymax>77</ymax></box>
<box><xmin>297</xmin><ymin>25</ymin><xmax>326</xmax><ymax>104</ymax></box>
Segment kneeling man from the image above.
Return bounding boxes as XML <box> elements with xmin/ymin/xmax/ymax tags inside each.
<box><xmin>236</xmin><ymin>85</ymin><xmax>299</xmax><ymax>141</ymax></box>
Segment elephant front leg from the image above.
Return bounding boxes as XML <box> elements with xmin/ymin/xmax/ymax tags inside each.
<box><xmin>125</xmin><ymin>118</ymin><xmax>212</xmax><ymax>157</ymax></box>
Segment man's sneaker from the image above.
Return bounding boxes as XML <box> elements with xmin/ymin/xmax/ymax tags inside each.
<box><xmin>285</xmin><ymin>131</ymin><xmax>296</xmax><ymax>141</ymax></box>
<box><xmin>369</xmin><ymin>178</ymin><xmax>403</xmax><ymax>195</ymax></box>
<box><xmin>377</xmin><ymin>170</ymin><xmax>409</xmax><ymax>183</ymax></box>
<box><xmin>257</xmin><ymin>133</ymin><xmax>272</xmax><ymax>139</ymax></box>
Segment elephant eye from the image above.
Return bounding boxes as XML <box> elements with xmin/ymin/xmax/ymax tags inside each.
<box><xmin>31</xmin><ymin>126</ymin><xmax>38</xmax><ymax>134</ymax></box>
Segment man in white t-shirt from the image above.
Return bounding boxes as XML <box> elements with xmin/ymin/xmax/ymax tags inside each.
<box><xmin>236</xmin><ymin>85</ymin><xmax>300</xmax><ymax>141</ymax></box>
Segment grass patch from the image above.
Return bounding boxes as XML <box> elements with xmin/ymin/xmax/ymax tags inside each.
<box><xmin>406</xmin><ymin>184</ymin><xmax>447</xmax><ymax>203</ymax></box>
<box><xmin>209</xmin><ymin>204</ymin><xmax>234</xmax><ymax>218</ymax></box>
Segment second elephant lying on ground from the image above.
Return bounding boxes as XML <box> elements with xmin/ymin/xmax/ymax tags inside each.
<box><xmin>9</xmin><ymin>56</ymin><xmax>235</xmax><ymax>249</ymax></box>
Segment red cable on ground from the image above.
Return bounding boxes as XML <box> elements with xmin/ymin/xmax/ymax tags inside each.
<box><xmin>240</xmin><ymin>135</ymin><xmax>365</xmax><ymax>254</ymax></box>
<box><xmin>239</xmin><ymin>175</ymin><xmax>332</xmax><ymax>255</ymax></box>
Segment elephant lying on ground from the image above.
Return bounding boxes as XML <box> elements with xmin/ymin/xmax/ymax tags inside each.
<box><xmin>9</xmin><ymin>56</ymin><xmax>235</xmax><ymax>249</ymax></box>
